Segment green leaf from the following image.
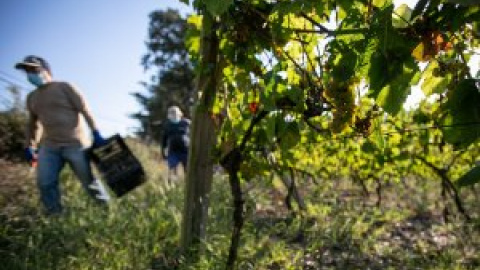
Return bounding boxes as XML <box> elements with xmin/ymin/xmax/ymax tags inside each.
<box><xmin>285</xmin><ymin>86</ymin><xmax>304</xmax><ymax>111</ymax></box>
<box><xmin>337</xmin><ymin>0</ymin><xmax>359</xmax><ymax>19</ymax></box>
<box><xmin>441</xmin><ymin>79</ymin><xmax>480</xmax><ymax>148</ymax></box>
<box><xmin>395</xmin><ymin>151</ymin><xmax>410</xmax><ymax>161</ymax></box>
<box><xmin>457</xmin><ymin>166</ymin><xmax>480</xmax><ymax>187</ymax></box>
<box><xmin>438</xmin><ymin>5</ymin><xmax>480</xmax><ymax>32</ymax></box>
<box><xmin>203</xmin><ymin>0</ymin><xmax>233</xmax><ymax>16</ymax></box>
<box><xmin>255</xmin><ymin>128</ymin><xmax>269</xmax><ymax>146</ymax></box>
<box><xmin>421</xmin><ymin>61</ymin><xmax>451</xmax><ymax>96</ymax></box>
<box><xmin>375</xmin><ymin>153</ymin><xmax>385</xmax><ymax>166</ymax></box>
<box><xmin>392</xmin><ymin>4</ymin><xmax>412</xmax><ymax>28</ymax></box>
<box><xmin>278</xmin><ymin>121</ymin><xmax>300</xmax><ymax>150</ymax></box>
<box><xmin>361</xmin><ymin>140</ymin><xmax>378</xmax><ymax>153</ymax></box>
<box><xmin>265</xmin><ymin>114</ymin><xmax>276</xmax><ymax>143</ymax></box>
<box><xmin>329</xmin><ymin>42</ymin><xmax>358</xmax><ymax>82</ymax></box>
<box><xmin>261</xmin><ymin>70</ymin><xmax>283</xmax><ymax>111</ymax></box>
<box><xmin>372</xmin><ymin>0</ymin><xmax>391</xmax><ymax>8</ymax></box>
<box><xmin>373</xmin><ymin>117</ymin><xmax>385</xmax><ymax>150</ymax></box>
<box><xmin>185</xmin><ymin>15</ymin><xmax>202</xmax><ymax>57</ymax></box>
<box><xmin>412</xmin><ymin>110</ymin><xmax>431</xmax><ymax>124</ymax></box>
<box><xmin>374</xmin><ymin>59</ymin><xmax>418</xmax><ymax>115</ymax></box>
<box><xmin>179</xmin><ymin>0</ymin><xmax>189</xmax><ymax>5</ymax></box>
<box><xmin>419</xmin><ymin>130</ymin><xmax>429</xmax><ymax>145</ymax></box>
<box><xmin>273</xmin><ymin>0</ymin><xmax>319</xmax><ymax>15</ymax></box>
<box><xmin>368</xmin><ymin>52</ymin><xmax>389</xmax><ymax>93</ymax></box>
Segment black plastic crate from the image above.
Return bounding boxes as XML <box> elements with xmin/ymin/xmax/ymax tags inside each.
<box><xmin>88</xmin><ymin>134</ymin><xmax>146</xmax><ymax>197</ymax></box>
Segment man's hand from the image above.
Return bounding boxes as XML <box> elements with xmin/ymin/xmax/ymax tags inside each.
<box><xmin>92</xmin><ymin>130</ymin><xmax>107</xmax><ymax>147</ymax></box>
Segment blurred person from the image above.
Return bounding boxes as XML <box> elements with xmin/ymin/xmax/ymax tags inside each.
<box><xmin>15</xmin><ymin>55</ymin><xmax>108</xmax><ymax>215</ymax></box>
<box><xmin>161</xmin><ymin>106</ymin><xmax>190</xmax><ymax>182</ymax></box>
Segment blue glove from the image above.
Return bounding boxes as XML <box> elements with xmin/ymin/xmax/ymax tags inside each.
<box><xmin>92</xmin><ymin>130</ymin><xmax>107</xmax><ymax>147</ymax></box>
<box><xmin>24</xmin><ymin>147</ymin><xmax>36</xmax><ymax>162</ymax></box>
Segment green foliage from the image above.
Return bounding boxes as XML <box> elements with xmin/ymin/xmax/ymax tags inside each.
<box><xmin>441</xmin><ymin>79</ymin><xmax>480</xmax><ymax>148</ymax></box>
<box><xmin>392</xmin><ymin>4</ymin><xmax>412</xmax><ymax>28</ymax></box>
<box><xmin>203</xmin><ymin>0</ymin><xmax>233</xmax><ymax>16</ymax></box>
<box><xmin>0</xmin><ymin>111</ymin><xmax>27</xmax><ymax>160</ymax></box>
<box><xmin>182</xmin><ymin>0</ymin><xmax>480</xmax><ymax>148</ymax></box>
<box><xmin>374</xmin><ymin>58</ymin><xmax>419</xmax><ymax>115</ymax></box>
<box><xmin>421</xmin><ymin>61</ymin><xmax>452</xmax><ymax>96</ymax></box>
<box><xmin>457</xmin><ymin>165</ymin><xmax>480</xmax><ymax>188</ymax></box>
<box><xmin>177</xmin><ymin>0</ymin><xmax>480</xmax><ymax>265</ymax></box>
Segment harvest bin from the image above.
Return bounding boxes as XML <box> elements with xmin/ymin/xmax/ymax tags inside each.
<box><xmin>88</xmin><ymin>134</ymin><xmax>146</xmax><ymax>197</ymax></box>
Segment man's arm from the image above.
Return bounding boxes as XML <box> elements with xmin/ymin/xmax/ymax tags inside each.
<box><xmin>24</xmin><ymin>93</ymin><xmax>40</xmax><ymax>148</ymax></box>
<box><xmin>64</xmin><ymin>83</ymin><xmax>107</xmax><ymax>146</ymax></box>
<box><xmin>64</xmin><ymin>83</ymin><xmax>98</xmax><ymax>131</ymax></box>
<box><xmin>25</xmin><ymin>111</ymin><xmax>40</xmax><ymax>148</ymax></box>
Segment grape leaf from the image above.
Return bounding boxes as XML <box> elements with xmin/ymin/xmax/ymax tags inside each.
<box><xmin>265</xmin><ymin>115</ymin><xmax>276</xmax><ymax>143</ymax></box>
<box><xmin>411</xmin><ymin>42</ymin><xmax>427</xmax><ymax>62</ymax></box>
<box><xmin>372</xmin><ymin>58</ymin><xmax>418</xmax><ymax>115</ymax></box>
<box><xmin>457</xmin><ymin>166</ymin><xmax>480</xmax><ymax>187</ymax></box>
<box><xmin>185</xmin><ymin>15</ymin><xmax>202</xmax><ymax>56</ymax></box>
<box><xmin>373</xmin><ymin>117</ymin><xmax>385</xmax><ymax>150</ymax></box>
<box><xmin>392</xmin><ymin>4</ymin><xmax>412</xmax><ymax>28</ymax></box>
<box><xmin>279</xmin><ymin>121</ymin><xmax>300</xmax><ymax>150</ymax></box>
<box><xmin>329</xmin><ymin>42</ymin><xmax>357</xmax><ymax>82</ymax></box>
<box><xmin>368</xmin><ymin>52</ymin><xmax>390</xmax><ymax>95</ymax></box>
<box><xmin>373</xmin><ymin>0</ymin><xmax>389</xmax><ymax>7</ymax></box>
<box><xmin>421</xmin><ymin>61</ymin><xmax>451</xmax><ymax>96</ymax></box>
<box><xmin>361</xmin><ymin>140</ymin><xmax>378</xmax><ymax>153</ymax></box>
<box><xmin>441</xmin><ymin>79</ymin><xmax>480</xmax><ymax>148</ymax></box>
<box><xmin>203</xmin><ymin>0</ymin><xmax>233</xmax><ymax>16</ymax></box>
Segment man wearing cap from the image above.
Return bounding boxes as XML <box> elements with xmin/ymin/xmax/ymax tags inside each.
<box><xmin>15</xmin><ymin>55</ymin><xmax>108</xmax><ymax>215</ymax></box>
<box><xmin>161</xmin><ymin>106</ymin><xmax>190</xmax><ymax>182</ymax></box>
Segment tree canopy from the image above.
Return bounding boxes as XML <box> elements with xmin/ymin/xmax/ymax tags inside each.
<box><xmin>131</xmin><ymin>9</ymin><xmax>195</xmax><ymax>142</ymax></box>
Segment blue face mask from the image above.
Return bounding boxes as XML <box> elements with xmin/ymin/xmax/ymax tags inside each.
<box><xmin>27</xmin><ymin>73</ymin><xmax>47</xmax><ymax>86</ymax></box>
<box><xmin>168</xmin><ymin>112</ymin><xmax>182</xmax><ymax>123</ymax></box>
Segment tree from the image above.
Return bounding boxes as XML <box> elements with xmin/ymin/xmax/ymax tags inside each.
<box><xmin>180</xmin><ymin>11</ymin><xmax>220</xmax><ymax>254</ymax></box>
<box><xmin>132</xmin><ymin>9</ymin><xmax>195</xmax><ymax>141</ymax></box>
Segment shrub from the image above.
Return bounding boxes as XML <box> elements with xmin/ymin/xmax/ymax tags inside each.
<box><xmin>0</xmin><ymin>111</ymin><xmax>27</xmax><ymax>161</ymax></box>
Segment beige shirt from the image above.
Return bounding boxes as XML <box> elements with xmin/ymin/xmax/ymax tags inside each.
<box><xmin>26</xmin><ymin>81</ymin><xmax>98</xmax><ymax>148</ymax></box>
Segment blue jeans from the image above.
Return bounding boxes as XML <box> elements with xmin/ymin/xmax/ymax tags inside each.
<box><xmin>166</xmin><ymin>152</ymin><xmax>187</xmax><ymax>183</ymax></box>
<box><xmin>36</xmin><ymin>145</ymin><xmax>103</xmax><ymax>214</ymax></box>
<box><xmin>167</xmin><ymin>152</ymin><xmax>188</xmax><ymax>171</ymax></box>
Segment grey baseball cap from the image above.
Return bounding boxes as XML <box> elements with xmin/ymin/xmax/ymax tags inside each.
<box><xmin>15</xmin><ymin>55</ymin><xmax>51</xmax><ymax>73</ymax></box>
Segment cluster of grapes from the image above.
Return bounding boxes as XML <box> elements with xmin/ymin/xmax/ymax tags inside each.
<box><xmin>432</xmin><ymin>60</ymin><xmax>468</xmax><ymax>77</ymax></box>
<box><xmin>354</xmin><ymin>116</ymin><xmax>372</xmax><ymax>137</ymax></box>
<box><xmin>303</xmin><ymin>84</ymin><xmax>325</xmax><ymax>118</ymax></box>
<box><xmin>324</xmin><ymin>81</ymin><xmax>355</xmax><ymax>133</ymax></box>
<box><xmin>354</xmin><ymin>105</ymin><xmax>379</xmax><ymax>137</ymax></box>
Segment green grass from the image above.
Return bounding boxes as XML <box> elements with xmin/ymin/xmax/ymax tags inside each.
<box><xmin>1</xmin><ymin>140</ymin><xmax>479</xmax><ymax>269</ymax></box>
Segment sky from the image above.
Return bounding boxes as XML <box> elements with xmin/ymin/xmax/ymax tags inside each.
<box><xmin>0</xmin><ymin>0</ymin><xmax>192</xmax><ymax>137</ymax></box>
